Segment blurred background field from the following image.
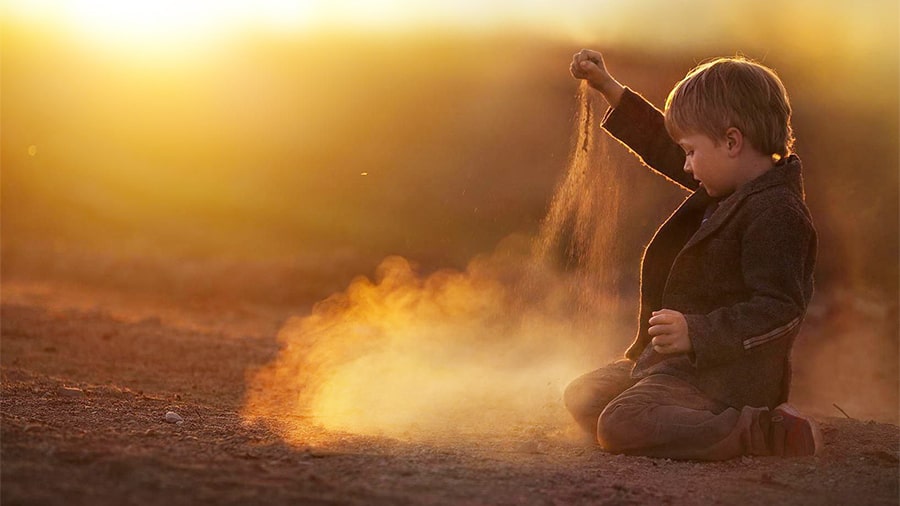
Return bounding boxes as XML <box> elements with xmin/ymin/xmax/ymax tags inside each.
<box><xmin>2</xmin><ymin>0</ymin><xmax>898</xmax><ymax>422</ymax></box>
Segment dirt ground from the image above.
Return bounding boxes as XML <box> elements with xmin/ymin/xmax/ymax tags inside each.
<box><xmin>2</xmin><ymin>279</ymin><xmax>898</xmax><ymax>506</ymax></box>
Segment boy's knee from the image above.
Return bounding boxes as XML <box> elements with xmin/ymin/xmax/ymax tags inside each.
<box><xmin>564</xmin><ymin>363</ymin><xmax>633</xmax><ymax>416</ymax></box>
<box><xmin>563</xmin><ymin>377</ymin><xmax>596</xmax><ymax>417</ymax></box>
<box><xmin>597</xmin><ymin>402</ymin><xmax>641</xmax><ymax>453</ymax></box>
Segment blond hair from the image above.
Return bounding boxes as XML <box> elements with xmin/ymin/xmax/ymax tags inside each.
<box><xmin>664</xmin><ymin>56</ymin><xmax>794</xmax><ymax>159</ymax></box>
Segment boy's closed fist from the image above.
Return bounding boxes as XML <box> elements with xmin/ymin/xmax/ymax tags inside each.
<box><xmin>648</xmin><ymin>309</ymin><xmax>692</xmax><ymax>354</ymax></box>
<box><xmin>570</xmin><ymin>49</ymin><xmax>611</xmax><ymax>87</ymax></box>
<box><xmin>570</xmin><ymin>49</ymin><xmax>625</xmax><ymax>107</ymax></box>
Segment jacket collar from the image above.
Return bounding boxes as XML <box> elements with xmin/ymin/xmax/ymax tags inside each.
<box><xmin>682</xmin><ymin>154</ymin><xmax>804</xmax><ymax>250</ymax></box>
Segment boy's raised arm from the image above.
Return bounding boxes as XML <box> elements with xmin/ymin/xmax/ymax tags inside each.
<box><xmin>570</xmin><ymin>50</ymin><xmax>698</xmax><ymax>192</ymax></box>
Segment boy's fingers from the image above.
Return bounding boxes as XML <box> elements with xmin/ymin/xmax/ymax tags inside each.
<box><xmin>651</xmin><ymin>335</ymin><xmax>668</xmax><ymax>346</ymax></box>
<box><xmin>649</xmin><ymin>325</ymin><xmax>673</xmax><ymax>337</ymax></box>
<box><xmin>652</xmin><ymin>338</ymin><xmax>677</xmax><ymax>353</ymax></box>
<box><xmin>570</xmin><ymin>62</ymin><xmax>586</xmax><ymax>78</ymax></box>
<box><xmin>570</xmin><ymin>57</ymin><xmax>592</xmax><ymax>79</ymax></box>
<box><xmin>579</xmin><ymin>60</ymin><xmax>600</xmax><ymax>76</ymax></box>
<box><xmin>653</xmin><ymin>334</ymin><xmax>683</xmax><ymax>354</ymax></box>
<box><xmin>572</xmin><ymin>52</ymin><xmax>589</xmax><ymax>66</ymax></box>
<box><xmin>648</xmin><ymin>314</ymin><xmax>672</xmax><ymax>325</ymax></box>
<box><xmin>654</xmin><ymin>344</ymin><xmax>679</xmax><ymax>354</ymax></box>
<box><xmin>578</xmin><ymin>48</ymin><xmax>602</xmax><ymax>61</ymax></box>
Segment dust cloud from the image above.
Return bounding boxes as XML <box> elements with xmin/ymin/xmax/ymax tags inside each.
<box><xmin>242</xmin><ymin>82</ymin><xmax>633</xmax><ymax>441</ymax></box>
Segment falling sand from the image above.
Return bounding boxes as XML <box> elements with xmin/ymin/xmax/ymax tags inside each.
<box><xmin>242</xmin><ymin>81</ymin><xmax>635</xmax><ymax>442</ymax></box>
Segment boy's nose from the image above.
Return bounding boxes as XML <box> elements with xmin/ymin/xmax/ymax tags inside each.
<box><xmin>683</xmin><ymin>161</ymin><xmax>692</xmax><ymax>174</ymax></box>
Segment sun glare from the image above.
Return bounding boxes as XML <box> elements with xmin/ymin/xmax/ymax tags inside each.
<box><xmin>5</xmin><ymin>0</ymin><xmax>594</xmax><ymax>50</ymax></box>
<box><xmin>5</xmin><ymin>0</ymin><xmax>319</xmax><ymax>53</ymax></box>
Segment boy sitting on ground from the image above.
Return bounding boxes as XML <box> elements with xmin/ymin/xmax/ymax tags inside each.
<box><xmin>564</xmin><ymin>49</ymin><xmax>820</xmax><ymax>460</ymax></box>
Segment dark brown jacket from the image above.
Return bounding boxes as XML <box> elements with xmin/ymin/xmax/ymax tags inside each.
<box><xmin>602</xmin><ymin>88</ymin><xmax>817</xmax><ymax>409</ymax></box>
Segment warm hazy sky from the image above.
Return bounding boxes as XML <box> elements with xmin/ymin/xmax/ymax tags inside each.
<box><xmin>7</xmin><ymin>0</ymin><xmax>895</xmax><ymax>108</ymax></box>
<box><xmin>3</xmin><ymin>0</ymin><xmax>897</xmax><ymax>293</ymax></box>
<box><xmin>6</xmin><ymin>0</ymin><xmax>897</xmax><ymax>54</ymax></box>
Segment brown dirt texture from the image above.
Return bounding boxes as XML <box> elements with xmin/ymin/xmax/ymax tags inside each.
<box><xmin>2</xmin><ymin>280</ymin><xmax>898</xmax><ymax>506</ymax></box>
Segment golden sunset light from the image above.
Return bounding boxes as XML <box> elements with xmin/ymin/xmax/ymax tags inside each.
<box><xmin>7</xmin><ymin>0</ymin><xmax>895</xmax><ymax>53</ymax></box>
<box><xmin>2</xmin><ymin>0</ymin><xmax>897</xmax><ymax>503</ymax></box>
<box><xmin>6</xmin><ymin>0</ymin><xmax>319</xmax><ymax>53</ymax></box>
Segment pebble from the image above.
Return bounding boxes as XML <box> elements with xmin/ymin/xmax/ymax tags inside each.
<box><xmin>165</xmin><ymin>411</ymin><xmax>183</xmax><ymax>424</ymax></box>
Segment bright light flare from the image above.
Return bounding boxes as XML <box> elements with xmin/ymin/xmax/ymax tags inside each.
<box><xmin>6</xmin><ymin>0</ymin><xmax>319</xmax><ymax>53</ymax></box>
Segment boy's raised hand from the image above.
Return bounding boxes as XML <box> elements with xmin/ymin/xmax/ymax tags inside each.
<box><xmin>648</xmin><ymin>309</ymin><xmax>692</xmax><ymax>355</ymax></box>
<box><xmin>569</xmin><ymin>49</ymin><xmax>624</xmax><ymax>107</ymax></box>
<box><xmin>570</xmin><ymin>49</ymin><xmax>608</xmax><ymax>81</ymax></box>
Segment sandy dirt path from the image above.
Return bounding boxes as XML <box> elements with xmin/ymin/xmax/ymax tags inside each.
<box><xmin>2</xmin><ymin>280</ymin><xmax>898</xmax><ymax>505</ymax></box>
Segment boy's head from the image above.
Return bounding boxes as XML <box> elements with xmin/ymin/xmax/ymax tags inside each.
<box><xmin>664</xmin><ymin>56</ymin><xmax>794</xmax><ymax>161</ymax></box>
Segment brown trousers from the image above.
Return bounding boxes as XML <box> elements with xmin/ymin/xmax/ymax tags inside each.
<box><xmin>563</xmin><ymin>360</ymin><xmax>772</xmax><ymax>460</ymax></box>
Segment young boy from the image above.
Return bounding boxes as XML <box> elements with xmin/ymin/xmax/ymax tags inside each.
<box><xmin>564</xmin><ymin>49</ymin><xmax>820</xmax><ymax>460</ymax></box>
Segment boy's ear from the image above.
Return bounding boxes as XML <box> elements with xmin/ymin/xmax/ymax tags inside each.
<box><xmin>724</xmin><ymin>127</ymin><xmax>743</xmax><ymax>157</ymax></box>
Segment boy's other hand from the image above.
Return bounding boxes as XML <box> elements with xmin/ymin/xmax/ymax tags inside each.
<box><xmin>570</xmin><ymin>49</ymin><xmax>624</xmax><ymax>107</ymax></box>
<box><xmin>648</xmin><ymin>309</ymin><xmax>692</xmax><ymax>354</ymax></box>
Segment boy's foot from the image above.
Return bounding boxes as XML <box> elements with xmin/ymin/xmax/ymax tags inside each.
<box><xmin>769</xmin><ymin>403</ymin><xmax>822</xmax><ymax>457</ymax></box>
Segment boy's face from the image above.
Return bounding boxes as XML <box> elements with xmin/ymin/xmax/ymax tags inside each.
<box><xmin>676</xmin><ymin>132</ymin><xmax>739</xmax><ymax>198</ymax></box>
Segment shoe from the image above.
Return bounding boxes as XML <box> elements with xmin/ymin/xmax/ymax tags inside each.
<box><xmin>769</xmin><ymin>403</ymin><xmax>823</xmax><ymax>457</ymax></box>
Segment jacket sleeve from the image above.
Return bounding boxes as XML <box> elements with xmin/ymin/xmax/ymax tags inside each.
<box><xmin>684</xmin><ymin>205</ymin><xmax>816</xmax><ymax>369</ymax></box>
<box><xmin>601</xmin><ymin>88</ymin><xmax>698</xmax><ymax>191</ymax></box>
